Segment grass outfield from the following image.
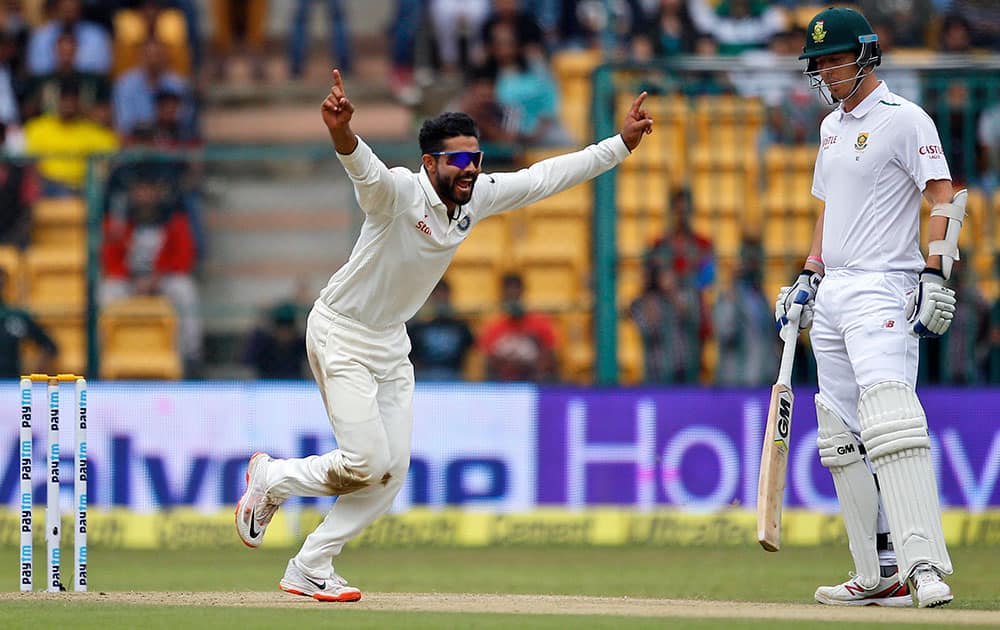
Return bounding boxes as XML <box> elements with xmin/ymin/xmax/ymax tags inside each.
<box><xmin>4</xmin><ymin>546</ymin><xmax>1000</xmax><ymax>628</ymax></box>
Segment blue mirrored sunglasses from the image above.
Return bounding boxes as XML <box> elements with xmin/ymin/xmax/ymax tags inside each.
<box><xmin>430</xmin><ymin>150</ymin><xmax>483</xmax><ymax>169</ymax></box>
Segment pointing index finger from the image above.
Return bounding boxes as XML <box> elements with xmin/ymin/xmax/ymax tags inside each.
<box><xmin>630</xmin><ymin>91</ymin><xmax>648</xmax><ymax>116</ymax></box>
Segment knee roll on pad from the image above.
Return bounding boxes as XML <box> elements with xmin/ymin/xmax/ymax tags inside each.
<box><xmin>815</xmin><ymin>395</ymin><xmax>880</xmax><ymax>587</ymax></box>
<box><xmin>858</xmin><ymin>381</ymin><xmax>953</xmax><ymax>580</ymax></box>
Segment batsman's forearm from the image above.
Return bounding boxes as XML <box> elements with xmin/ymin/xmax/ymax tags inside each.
<box><xmin>922</xmin><ymin>179</ymin><xmax>954</xmax><ymax>272</ymax></box>
<box><xmin>924</xmin><ymin>214</ymin><xmax>948</xmax><ymax>272</ymax></box>
<box><xmin>329</xmin><ymin>125</ymin><xmax>359</xmax><ymax>155</ymax></box>
<box><xmin>804</xmin><ymin>209</ymin><xmax>825</xmax><ymax>274</ymax></box>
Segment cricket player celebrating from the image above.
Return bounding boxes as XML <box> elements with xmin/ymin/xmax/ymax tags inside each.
<box><xmin>235</xmin><ymin>69</ymin><xmax>654</xmax><ymax>601</ymax></box>
<box><xmin>775</xmin><ymin>7</ymin><xmax>965</xmax><ymax>608</ymax></box>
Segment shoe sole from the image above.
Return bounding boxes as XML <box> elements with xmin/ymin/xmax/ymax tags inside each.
<box><xmin>919</xmin><ymin>595</ymin><xmax>954</xmax><ymax>608</ymax></box>
<box><xmin>279</xmin><ymin>582</ymin><xmax>362</xmax><ymax>602</ymax></box>
<box><xmin>234</xmin><ymin>452</ymin><xmax>268</xmax><ymax>549</ymax></box>
<box><xmin>815</xmin><ymin>594</ymin><xmax>913</xmax><ymax>607</ymax></box>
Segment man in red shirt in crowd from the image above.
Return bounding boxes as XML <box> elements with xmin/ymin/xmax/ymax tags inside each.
<box><xmin>100</xmin><ymin>168</ymin><xmax>201</xmax><ymax>372</ymax></box>
<box><xmin>479</xmin><ymin>272</ymin><xmax>558</xmax><ymax>381</ymax></box>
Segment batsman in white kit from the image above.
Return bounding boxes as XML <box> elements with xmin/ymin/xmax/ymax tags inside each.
<box><xmin>774</xmin><ymin>7</ymin><xmax>965</xmax><ymax>608</ymax></box>
<box><xmin>234</xmin><ymin>69</ymin><xmax>654</xmax><ymax>601</ymax></box>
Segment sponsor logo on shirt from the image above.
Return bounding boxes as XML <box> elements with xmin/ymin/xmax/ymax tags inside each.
<box><xmin>884</xmin><ymin>319</ymin><xmax>896</xmax><ymax>329</ymax></box>
<box><xmin>415</xmin><ymin>220</ymin><xmax>432</xmax><ymax>235</ymax></box>
<box><xmin>854</xmin><ymin>132</ymin><xmax>870</xmax><ymax>151</ymax></box>
<box><xmin>918</xmin><ymin>145</ymin><xmax>945</xmax><ymax>159</ymax></box>
<box><xmin>822</xmin><ymin>135</ymin><xmax>838</xmax><ymax>149</ymax></box>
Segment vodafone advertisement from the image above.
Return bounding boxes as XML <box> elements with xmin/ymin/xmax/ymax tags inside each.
<box><xmin>1</xmin><ymin>383</ymin><xmax>998</xmax><ymax>514</ymax></box>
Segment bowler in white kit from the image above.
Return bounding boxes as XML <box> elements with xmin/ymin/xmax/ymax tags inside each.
<box><xmin>774</xmin><ymin>7</ymin><xmax>966</xmax><ymax>609</ymax></box>
<box><xmin>234</xmin><ymin>69</ymin><xmax>654</xmax><ymax>601</ymax></box>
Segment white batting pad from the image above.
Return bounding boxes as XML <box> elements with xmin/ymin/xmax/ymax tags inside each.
<box><xmin>816</xmin><ymin>395</ymin><xmax>880</xmax><ymax>588</ymax></box>
<box><xmin>859</xmin><ymin>382</ymin><xmax>953</xmax><ymax>579</ymax></box>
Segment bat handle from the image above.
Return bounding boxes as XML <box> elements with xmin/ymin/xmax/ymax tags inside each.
<box><xmin>776</xmin><ymin>304</ymin><xmax>801</xmax><ymax>387</ymax></box>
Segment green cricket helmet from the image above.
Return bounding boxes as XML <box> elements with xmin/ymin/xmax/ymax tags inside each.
<box><xmin>800</xmin><ymin>7</ymin><xmax>881</xmax><ymax>103</ymax></box>
<box><xmin>800</xmin><ymin>7</ymin><xmax>881</xmax><ymax>68</ymax></box>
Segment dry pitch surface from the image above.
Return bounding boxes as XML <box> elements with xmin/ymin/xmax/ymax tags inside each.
<box><xmin>3</xmin><ymin>591</ymin><xmax>999</xmax><ymax>626</ymax></box>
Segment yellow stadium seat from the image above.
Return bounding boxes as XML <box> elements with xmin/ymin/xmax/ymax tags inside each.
<box><xmin>764</xmin><ymin>144</ymin><xmax>818</xmax><ymax>174</ymax></box>
<box><xmin>24</xmin><ymin>246</ymin><xmax>86</xmax><ymax>311</ymax></box>
<box><xmin>552</xmin><ymin>49</ymin><xmax>603</xmax><ymax>78</ymax></box>
<box><xmin>617</xmin><ymin>93</ymin><xmax>689</xmax><ymax>179</ymax></box>
<box><xmin>690</xmin><ymin>213</ymin><xmax>743</xmax><ymax>259</ymax></box>
<box><xmin>521</xmin><ymin>258</ymin><xmax>584</xmax><ymax>311</ymax></box>
<box><xmin>112</xmin><ymin>8</ymin><xmax>191</xmax><ymax>76</ymax></box>
<box><xmin>454</xmin><ymin>214</ymin><xmax>509</xmax><ymax>266</ymax></box>
<box><xmin>693</xmin><ymin>96</ymin><xmax>764</xmax><ymax>146</ymax></box>
<box><xmin>32</xmin><ymin>196</ymin><xmax>87</xmax><ymax>252</ymax></box>
<box><xmin>617</xmin><ymin>256</ymin><xmax>646</xmax><ymax>308</ymax></box>
<box><xmin>690</xmin><ymin>143</ymin><xmax>759</xmax><ymax>173</ymax></box>
<box><xmin>558</xmin><ymin>311</ymin><xmax>593</xmax><ymax>383</ymax></box>
<box><xmin>763</xmin><ymin>214</ymin><xmax>817</xmax><ymax>258</ymax></box>
<box><xmin>0</xmin><ymin>245</ymin><xmax>22</xmax><ymax>303</ymax></box>
<box><xmin>962</xmin><ymin>188</ymin><xmax>988</xmax><ymax>250</ymax></box>
<box><xmin>764</xmin><ymin>172</ymin><xmax>821</xmax><ymax>215</ymax></box>
<box><xmin>690</xmin><ymin>171</ymin><xmax>758</xmax><ymax>217</ymax></box>
<box><xmin>99</xmin><ymin>296</ymin><xmax>183</xmax><ymax>379</ymax></box>
<box><xmin>514</xmin><ymin>180</ymin><xmax>592</xmax><ymax>215</ymax></box>
<box><xmin>513</xmin><ymin>213</ymin><xmax>589</xmax><ymax>267</ymax></box>
<box><xmin>618</xmin><ymin>319</ymin><xmax>644</xmax><ymax>385</ymax></box>
<box><xmin>444</xmin><ymin>262</ymin><xmax>500</xmax><ymax>314</ymax></box>
<box><xmin>618</xmin><ymin>213</ymin><xmax>667</xmax><ymax>259</ymax></box>
<box><xmin>617</xmin><ymin>171</ymin><xmax>672</xmax><ymax>214</ymax></box>
<box><xmin>22</xmin><ymin>313</ymin><xmax>87</xmax><ymax>376</ymax></box>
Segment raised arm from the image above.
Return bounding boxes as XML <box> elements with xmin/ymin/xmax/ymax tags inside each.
<box><xmin>475</xmin><ymin>92</ymin><xmax>653</xmax><ymax>215</ymax></box>
<box><xmin>322</xmin><ymin>69</ymin><xmax>404</xmax><ymax>217</ymax></box>
<box><xmin>322</xmin><ymin>69</ymin><xmax>358</xmax><ymax>155</ymax></box>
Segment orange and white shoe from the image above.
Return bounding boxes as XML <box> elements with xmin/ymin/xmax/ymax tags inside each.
<box><xmin>279</xmin><ymin>558</ymin><xmax>362</xmax><ymax>602</ymax></box>
<box><xmin>234</xmin><ymin>452</ymin><xmax>283</xmax><ymax>548</ymax></box>
<box><xmin>815</xmin><ymin>572</ymin><xmax>912</xmax><ymax>607</ymax></box>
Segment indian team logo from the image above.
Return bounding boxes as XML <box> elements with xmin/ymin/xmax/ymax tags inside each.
<box><xmin>457</xmin><ymin>215</ymin><xmax>471</xmax><ymax>233</ymax></box>
<box><xmin>854</xmin><ymin>132</ymin><xmax>870</xmax><ymax>151</ymax></box>
<box><xmin>812</xmin><ymin>21</ymin><xmax>827</xmax><ymax>43</ymax></box>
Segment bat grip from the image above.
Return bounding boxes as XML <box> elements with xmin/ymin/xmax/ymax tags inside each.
<box><xmin>777</xmin><ymin>303</ymin><xmax>801</xmax><ymax>387</ymax></box>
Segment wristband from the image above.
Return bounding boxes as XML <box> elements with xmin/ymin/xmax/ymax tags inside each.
<box><xmin>806</xmin><ymin>255</ymin><xmax>824</xmax><ymax>268</ymax></box>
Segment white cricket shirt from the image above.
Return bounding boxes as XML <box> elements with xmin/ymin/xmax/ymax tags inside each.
<box><xmin>812</xmin><ymin>81</ymin><xmax>951</xmax><ymax>273</ymax></box>
<box><xmin>321</xmin><ymin>135</ymin><xmax>631</xmax><ymax>328</ymax></box>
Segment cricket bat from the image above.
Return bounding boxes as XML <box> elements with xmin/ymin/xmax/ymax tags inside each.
<box><xmin>757</xmin><ymin>303</ymin><xmax>801</xmax><ymax>552</ymax></box>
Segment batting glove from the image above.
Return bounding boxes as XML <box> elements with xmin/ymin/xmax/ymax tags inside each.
<box><xmin>775</xmin><ymin>270</ymin><xmax>821</xmax><ymax>331</ymax></box>
<box><xmin>904</xmin><ymin>268</ymin><xmax>957</xmax><ymax>338</ymax></box>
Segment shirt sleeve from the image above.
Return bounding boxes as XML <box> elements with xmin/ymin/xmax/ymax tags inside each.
<box><xmin>472</xmin><ymin>134</ymin><xmax>631</xmax><ymax>218</ymax></box>
<box><xmin>811</xmin><ymin>139</ymin><xmax>826</xmax><ymax>201</ymax></box>
<box><xmin>895</xmin><ymin>105</ymin><xmax>952</xmax><ymax>191</ymax></box>
<box><xmin>336</xmin><ymin>137</ymin><xmax>410</xmax><ymax>220</ymax></box>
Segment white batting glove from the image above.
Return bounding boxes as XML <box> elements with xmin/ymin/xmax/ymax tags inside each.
<box><xmin>904</xmin><ymin>269</ymin><xmax>957</xmax><ymax>338</ymax></box>
<box><xmin>774</xmin><ymin>270</ymin><xmax>821</xmax><ymax>331</ymax></box>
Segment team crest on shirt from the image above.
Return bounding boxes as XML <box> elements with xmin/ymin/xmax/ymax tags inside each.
<box><xmin>854</xmin><ymin>132</ymin><xmax>870</xmax><ymax>151</ymax></box>
<box><xmin>812</xmin><ymin>21</ymin><xmax>827</xmax><ymax>43</ymax></box>
<box><xmin>457</xmin><ymin>215</ymin><xmax>471</xmax><ymax>232</ymax></box>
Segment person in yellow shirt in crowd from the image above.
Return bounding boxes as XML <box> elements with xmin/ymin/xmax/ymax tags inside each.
<box><xmin>24</xmin><ymin>77</ymin><xmax>118</xmax><ymax>197</ymax></box>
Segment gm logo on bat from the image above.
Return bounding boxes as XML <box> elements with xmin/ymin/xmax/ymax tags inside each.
<box><xmin>775</xmin><ymin>391</ymin><xmax>792</xmax><ymax>454</ymax></box>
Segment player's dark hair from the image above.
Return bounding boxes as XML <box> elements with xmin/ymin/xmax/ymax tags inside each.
<box><xmin>419</xmin><ymin>112</ymin><xmax>479</xmax><ymax>154</ymax></box>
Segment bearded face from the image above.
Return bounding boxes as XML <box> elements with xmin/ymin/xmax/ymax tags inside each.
<box><xmin>424</xmin><ymin>136</ymin><xmax>482</xmax><ymax>210</ymax></box>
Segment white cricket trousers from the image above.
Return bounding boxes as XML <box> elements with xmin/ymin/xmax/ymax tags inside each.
<box><xmin>810</xmin><ymin>269</ymin><xmax>920</xmax><ymax>433</ymax></box>
<box><xmin>266</xmin><ymin>300</ymin><xmax>414</xmax><ymax>575</ymax></box>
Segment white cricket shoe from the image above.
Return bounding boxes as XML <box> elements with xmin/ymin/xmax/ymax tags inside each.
<box><xmin>279</xmin><ymin>558</ymin><xmax>362</xmax><ymax>602</ymax></box>
<box><xmin>815</xmin><ymin>572</ymin><xmax>913</xmax><ymax>607</ymax></box>
<box><xmin>234</xmin><ymin>452</ymin><xmax>284</xmax><ymax>548</ymax></box>
<box><xmin>912</xmin><ymin>566</ymin><xmax>954</xmax><ymax>608</ymax></box>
